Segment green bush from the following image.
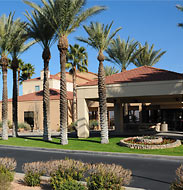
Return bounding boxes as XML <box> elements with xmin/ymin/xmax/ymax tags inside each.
<box><xmin>0</xmin><ymin>157</ymin><xmax>16</xmax><ymax>190</ymax></box>
<box><xmin>24</xmin><ymin>171</ymin><xmax>41</xmax><ymax>187</ymax></box>
<box><xmin>0</xmin><ymin>173</ymin><xmax>11</xmax><ymax>190</ymax></box>
<box><xmin>48</xmin><ymin>159</ymin><xmax>86</xmax><ymax>181</ymax></box>
<box><xmin>0</xmin><ymin>157</ymin><xmax>16</xmax><ymax>183</ymax></box>
<box><xmin>51</xmin><ymin>177</ymin><xmax>86</xmax><ymax>190</ymax></box>
<box><xmin>18</xmin><ymin>122</ymin><xmax>31</xmax><ymax>131</ymax></box>
<box><xmin>171</xmin><ymin>165</ymin><xmax>183</xmax><ymax>190</ymax></box>
<box><xmin>68</xmin><ymin>122</ymin><xmax>77</xmax><ymax>132</ymax></box>
<box><xmin>22</xmin><ymin>161</ymin><xmax>45</xmax><ymax>186</ymax></box>
<box><xmin>87</xmin><ymin>163</ymin><xmax>132</xmax><ymax>190</ymax></box>
<box><xmin>0</xmin><ymin>166</ymin><xmax>14</xmax><ymax>182</ymax></box>
<box><xmin>89</xmin><ymin>120</ymin><xmax>99</xmax><ymax>130</ymax></box>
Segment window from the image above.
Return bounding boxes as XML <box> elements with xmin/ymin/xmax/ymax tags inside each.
<box><xmin>35</xmin><ymin>85</ymin><xmax>40</xmax><ymax>92</ymax></box>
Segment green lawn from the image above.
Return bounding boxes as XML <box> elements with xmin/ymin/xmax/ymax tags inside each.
<box><xmin>0</xmin><ymin>137</ymin><xmax>183</xmax><ymax>156</ymax></box>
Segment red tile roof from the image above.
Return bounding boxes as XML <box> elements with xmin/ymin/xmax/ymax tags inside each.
<box><xmin>23</xmin><ymin>75</ymin><xmax>72</xmax><ymax>83</ymax></box>
<box><xmin>80</xmin><ymin>66</ymin><xmax>183</xmax><ymax>86</ymax></box>
<box><xmin>8</xmin><ymin>89</ymin><xmax>73</xmax><ymax>102</ymax></box>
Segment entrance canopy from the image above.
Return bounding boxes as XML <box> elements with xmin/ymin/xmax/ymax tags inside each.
<box><xmin>76</xmin><ymin>66</ymin><xmax>183</xmax><ymax>138</ymax></box>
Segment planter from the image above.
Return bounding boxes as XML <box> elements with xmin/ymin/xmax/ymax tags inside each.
<box><xmin>119</xmin><ymin>136</ymin><xmax>181</xmax><ymax>150</ymax></box>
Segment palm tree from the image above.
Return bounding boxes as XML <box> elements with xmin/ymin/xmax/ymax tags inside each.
<box><xmin>66</xmin><ymin>44</ymin><xmax>88</xmax><ymax>123</ymax></box>
<box><xmin>78</xmin><ymin>21</ymin><xmax>121</xmax><ymax>144</ymax></box>
<box><xmin>104</xmin><ymin>65</ymin><xmax>119</xmax><ymax>76</ymax></box>
<box><xmin>24</xmin><ymin>5</ymin><xmax>57</xmax><ymax>141</ymax></box>
<box><xmin>19</xmin><ymin>62</ymin><xmax>35</xmax><ymax>84</ymax></box>
<box><xmin>106</xmin><ymin>36</ymin><xmax>143</xmax><ymax>71</ymax></box>
<box><xmin>0</xmin><ymin>13</ymin><xmax>14</xmax><ymax>140</ymax></box>
<box><xmin>106</xmin><ymin>36</ymin><xmax>143</xmax><ymax>122</ymax></box>
<box><xmin>24</xmin><ymin>0</ymin><xmax>106</xmax><ymax>145</ymax></box>
<box><xmin>176</xmin><ymin>4</ymin><xmax>183</xmax><ymax>27</ymax></box>
<box><xmin>9</xmin><ymin>19</ymin><xmax>34</xmax><ymax>137</ymax></box>
<box><xmin>133</xmin><ymin>42</ymin><xmax>166</xmax><ymax>67</ymax></box>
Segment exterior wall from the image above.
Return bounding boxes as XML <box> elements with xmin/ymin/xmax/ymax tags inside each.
<box><xmin>0</xmin><ymin>100</ymin><xmax>72</xmax><ymax>132</ymax></box>
<box><xmin>77</xmin><ymin>80</ymin><xmax>183</xmax><ymax>99</ymax></box>
<box><xmin>77</xmin><ymin>79</ymin><xmax>183</xmax><ymax>137</ymax></box>
<box><xmin>23</xmin><ymin>79</ymin><xmax>73</xmax><ymax>95</ymax></box>
<box><xmin>23</xmin><ymin>80</ymin><xmax>43</xmax><ymax>95</ymax></box>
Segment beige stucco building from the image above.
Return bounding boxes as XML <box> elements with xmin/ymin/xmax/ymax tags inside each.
<box><xmin>1</xmin><ymin>66</ymin><xmax>183</xmax><ymax>137</ymax></box>
<box><xmin>0</xmin><ymin>70</ymin><xmax>97</xmax><ymax>132</ymax></box>
<box><xmin>76</xmin><ymin>66</ymin><xmax>183</xmax><ymax>138</ymax></box>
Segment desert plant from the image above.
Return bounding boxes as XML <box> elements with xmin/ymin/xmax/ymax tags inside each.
<box><xmin>22</xmin><ymin>161</ymin><xmax>45</xmax><ymax>186</ymax></box>
<box><xmin>89</xmin><ymin>120</ymin><xmax>99</xmax><ymax>130</ymax></box>
<box><xmin>18</xmin><ymin>122</ymin><xmax>31</xmax><ymax>131</ymax></box>
<box><xmin>0</xmin><ymin>173</ymin><xmax>11</xmax><ymax>190</ymax></box>
<box><xmin>0</xmin><ymin>157</ymin><xmax>17</xmax><ymax>172</ymax></box>
<box><xmin>68</xmin><ymin>122</ymin><xmax>77</xmax><ymax>132</ymax></box>
<box><xmin>0</xmin><ymin>157</ymin><xmax>16</xmax><ymax>184</ymax></box>
<box><xmin>171</xmin><ymin>164</ymin><xmax>183</xmax><ymax>190</ymax></box>
<box><xmin>51</xmin><ymin>177</ymin><xmax>86</xmax><ymax>190</ymax></box>
<box><xmin>46</xmin><ymin>159</ymin><xmax>86</xmax><ymax>181</ymax></box>
<box><xmin>87</xmin><ymin>163</ymin><xmax>132</xmax><ymax>190</ymax></box>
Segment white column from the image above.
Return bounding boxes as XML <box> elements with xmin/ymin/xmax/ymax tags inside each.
<box><xmin>114</xmin><ymin>99</ymin><xmax>124</xmax><ymax>134</ymax></box>
<box><xmin>77</xmin><ymin>98</ymin><xmax>89</xmax><ymax>138</ymax></box>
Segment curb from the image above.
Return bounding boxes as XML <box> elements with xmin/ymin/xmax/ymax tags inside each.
<box><xmin>0</xmin><ymin>144</ymin><xmax>183</xmax><ymax>161</ymax></box>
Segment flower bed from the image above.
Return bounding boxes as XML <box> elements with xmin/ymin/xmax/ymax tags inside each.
<box><xmin>119</xmin><ymin>136</ymin><xmax>181</xmax><ymax>149</ymax></box>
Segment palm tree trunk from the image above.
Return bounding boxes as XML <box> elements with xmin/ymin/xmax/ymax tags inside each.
<box><xmin>42</xmin><ymin>48</ymin><xmax>52</xmax><ymax>141</ymax></box>
<box><xmin>72</xmin><ymin>66</ymin><xmax>77</xmax><ymax>123</ymax></box>
<box><xmin>98</xmin><ymin>51</ymin><xmax>109</xmax><ymax>144</ymax></box>
<box><xmin>12</xmin><ymin>58</ymin><xmax>19</xmax><ymax>137</ymax></box>
<box><xmin>1</xmin><ymin>56</ymin><xmax>9</xmax><ymax>140</ymax></box>
<box><xmin>58</xmin><ymin>35</ymin><xmax>68</xmax><ymax>145</ymax></box>
<box><xmin>17</xmin><ymin>69</ymin><xmax>20</xmax><ymax>97</ymax></box>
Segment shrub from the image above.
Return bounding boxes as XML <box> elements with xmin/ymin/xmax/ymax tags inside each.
<box><xmin>0</xmin><ymin>157</ymin><xmax>16</xmax><ymax>189</ymax></box>
<box><xmin>51</xmin><ymin>176</ymin><xmax>87</xmax><ymax>190</ymax></box>
<box><xmin>0</xmin><ymin>173</ymin><xmax>11</xmax><ymax>190</ymax></box>
<box><xmin>68</xmin><ymin>122</ymin><xmax>77</xmax><ymax>132</ymax></box>
<box><xmin>46</xmin><ymin>159</ymin><xmax>86</xmax><ymax>181</ymax></box>
<box><xmin>18</xmin><ymin>122</ymin><xmax>31</xmax><ymax>131</ymax></box>
<box><xmin>24</xmin><ymin>172</ymin><xmax>41</xmax><ymax>187</ymax></box>
<box><xmin>22</xmin><ymin>161</ymin><xmax>45</xmax><ymax>186</ymax></box>
<box><xmin>0</xmin><ymin>157</ymin><xmax>17</xmax><ymax>172</ymax></box>
<box><xmin>87</xmin><ymin>163</ymin><xmax>132</xmax><ymax>190</ymax></box>
<box><xmin>89</xmin><ymin>120</ymin><xmax>99</xmax><ymax>130</ymax></box>
<box><xmin>171</xmin><ymin>165</ymin><xmax>183</xmax><ymax>190</ymax></box>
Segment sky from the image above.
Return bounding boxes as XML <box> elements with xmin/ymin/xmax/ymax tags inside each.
<box><xmin>1</xmin><ymin>0</ymin><xmax>183</xmax><ymax>98</ymax></box>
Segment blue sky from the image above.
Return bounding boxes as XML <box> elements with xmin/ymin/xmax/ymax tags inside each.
<box><xmin>1</xmin><ymin>0</ymin><xmax>183</xmax><ymax>98</ymax></box>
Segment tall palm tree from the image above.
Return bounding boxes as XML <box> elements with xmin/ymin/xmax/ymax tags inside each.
<box><xmin>66</xmin><ymin>44</ymin><xmax>88</xmax><ymax>123</ymax></box>
<box><xmin>78</xmin><ymin>22</ymin><xmax>121</xmax><ymax>144</ymax></box>
<box><xmin>133</xmin><ymin>42</ymin><xmax>166</xmax><ymax>67</ymax></box>
<box><xmin>24</xmin><ymin>4</ymin><xmax>57</xmax><ymax>141</ymax></box>
<box><xmin>0</xmin><ymin>13</ymin><xmax>14</xmax><ymax>140</ymax></box>
<box><xmin>106</xmin><ymin>36</ymin><xmax>143</xmax><ymax>122</ymax></box>
<box><xmin>176</xmin><ymin>4</ymin><xmax>183</xmax><ymax>27</ymax></box>
<box><xmin>9</xmin><ymin>19</ymin><xmax>34</xmax><ymax>137</ymax></box>
<box><xmin>106</xmin><ymin>36</ymin><xmax>143</xmax><ymax>71</ymax></box>
<box><xmin>25</xmin><ymin>0</ymin><xmax>106</xmax><ymax>145</ymax></box>
<box><xmin>104</xmin><ymin>65</ymin><xmax>119</xmax><ymax>76</ymax></box>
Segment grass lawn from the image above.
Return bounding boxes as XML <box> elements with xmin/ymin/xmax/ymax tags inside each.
<box><xmin>0</xmin><ymin>137</ymin><xmax>183</xmax><ymax>156</ymax></box>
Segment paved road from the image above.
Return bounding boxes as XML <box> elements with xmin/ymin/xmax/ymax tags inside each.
<box><xmin>0</xmin><ymin>146</ymin><xmax>182</xmax><ymax>190</ymax></box>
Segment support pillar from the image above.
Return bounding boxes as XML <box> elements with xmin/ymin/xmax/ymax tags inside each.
<box><xmin>114</xmin><ymin>99</ymin><xmax>124</xmax><ymax>134</ymax></box>
<box><xmin>77</xmin><ymin>98</ymin><xmax>89</xmax><ymax>138</ymax></box>
<box><xmin>139</xmin><ymin>103</ymin><xmax>143</xmax><ymax>123</ymax></box>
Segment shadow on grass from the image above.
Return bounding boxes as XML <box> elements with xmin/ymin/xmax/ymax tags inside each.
<box><xmin>19</xmin><ymin>137</ymin><xmax>60</xmax><ymax>145</ymax></box>
<box><xmin>18</xmin><ymin>136</ymin><xmax>101</xmax><ymax>145</ymax></box>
